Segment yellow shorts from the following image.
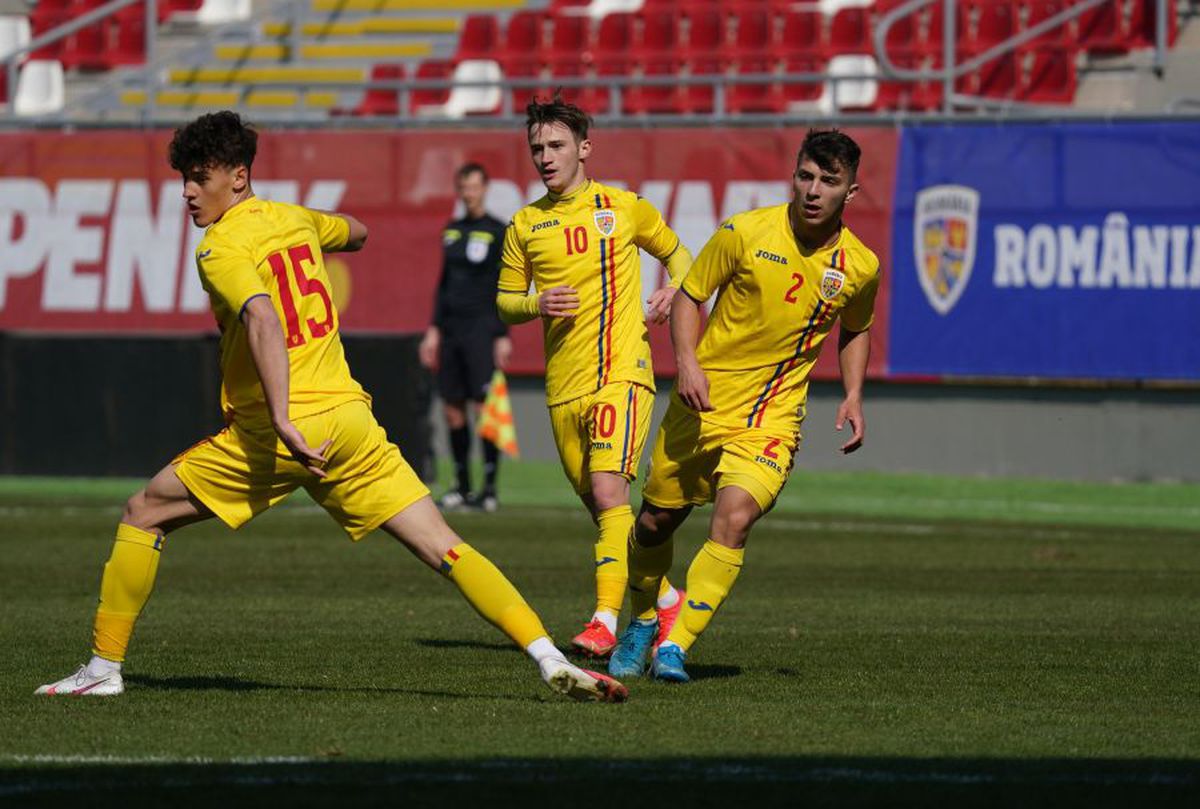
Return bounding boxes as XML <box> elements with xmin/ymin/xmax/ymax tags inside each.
<box><xmin>642</xmin><ymin>394</ymin><xmax>797</xmax><ymax>512</ymax></box>
<box><xmin>549</xmin><ymin>381</ymin><xmax>655</xmax><ymax>496</ymax></box>
<box><xmin>174</xmin><ymin>400</ymin><xmax>428</xmax><ymax>540</ymax></box>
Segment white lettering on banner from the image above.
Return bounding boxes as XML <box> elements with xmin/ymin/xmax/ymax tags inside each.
<box><xmin>992</xmin><ymin>212</ymin><xmax>1200</xmax><ymax>293</ymax></box>
<box><xmin>0</xmin><ymin>179</ymin><xmax>53</xmax><ymax>308</ymax></box>
<box><xmin>0</xmin><ymin>178</ymin><xmax>347</xmax><ymax>317</ymax></box>
<box><xmin>104</xmin><ymin>181</ymin><xmax>185</xmax><ymax>313</ymax></box>
<box><xmin>43</xmin><ymin>180</ymin><xmax>113</xmax><ymax>311</ymax></box>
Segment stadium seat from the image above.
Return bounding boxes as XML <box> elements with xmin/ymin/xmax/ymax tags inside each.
<box><xmin>874</xmin><ymin>0</ymin><xmax>918</xmax><ymax>59</ymax></box>
<box><xmin>595</xmin><ymin>12</ymin><xmax>633</xmax><ymax>57</ymax></box>
<box><xmin>1023</xmin><ymin>0</ymin><xmax>1070</xmax><ymax>47</ymax></box>
<box><xmin>828</xmin><ymin>7</ymin><xmax>872</xmax><ymax>55</ymax></box>
<box><xmin>0</xmin><ymin>14</ymin><xmax>30</xmax><ymax>66</ymax></box>
<box><xmin>778</xmin><ymin>10</ymin><xmax>823</xmax><ymax>57</ymax></box>
<box><xmin>594</xmin><ymin>56</ymin><xmax>633</xmax><ymax>114</ymax></box>
<box><xmin>175</xmin><ymin>0</ymin><xmax>251</xmax><ymax>25</ymax></box>
<box><xmin>502</xmin><ymin>54</ymin><xmax>543</xmax><ymax>111</ymax></box>
<box><xmin>505</xmin><ymin>11</ymin><xmax>542</xmax><ymax>56</ymax></box>
<box><xmin>683</xmin><ymin>8</ymin><xmax>725</xmax><ymax>64</ymax></box>
<box><xmin>550</xmin><ymin>56</ymin><xmax>607</xmax><ymax>113</ymax></box>
<box><xmin>60</xmin><ymin>0</ymin><xmax>109</xmax><ymax>71</ymax></box>
<box><xmin>14</xmin><ymin>58</ymin><xmax>64</xmax><ymax>115</ymax></box>
<box><xmin>458</xmin><ymin>15</ymin><xmax>499</xmax><ymax>60</ymax></box>
<box><xmin>728</xmin><ymin>56</ymin><xmax>783</xmax><ymax>114</ymax></box>
<box><xmin>548</xmin><ymin>14</ymin><xmax>589</xmax><ymax>60</ymax></box>
<box><xmin>1130</xmin><ymin>0</ymin><xmax>1178</xmax><ymax>48</ymax></box>
<box><xmin>410</xmin><ymin>58</ymin><xmax>454</xmax><ymax>114</ymax></box>
<box><xmin>419</xmin><ymin>59</ymin><xmax>503</xmax><ymax>118</ymax></box>
<box><xmin>781</xmin><ymin>54</ymin><xmax>824</xmax><ymax>105</ymax></box>
<box><xmin>110</xmin><ymin>7</ymin><xmax>147</xmax><ymax>66</ymax></box>
<box><xmin>1077</xmin><ymin>0</ymin><xmax>1127</xmax><ymax>54</ymax></box>
<box><xmin>1019</xmin><ymin>46</ymin><xmax>1076</xmax><ymax>103</ymax></box>
<box><xmin>971</xmin><ymin>1</ymin><xmax>1017</xmax><ymax>49</ymax></box>
<box><xmin>816</xmin><ymin>53</ymin><xmax>878</xmax><ymax>113</ymax></box>
<box><xmin>576</xmin><ymin>0</ymin><xmax>646</xmax><ymax>19</ymax></box>
<box><xmin>625</xmin><ymin>55</ymin><xmax>683</xmax><ymax>114</ymax></box>
<box><xmin>346</xmin><ymin>63</ymin><xmax>404</xmax><ymax>116</ymax></box>
<box><xmin>730</xmin><ymin>7</ymin><xmax>772</xmax><ymax>59</ymax></box>
<box><xmin>636</xmin><ymin>9</ymin><xmax>679</xmax><ymax>57</ymax></box>
<box><xmin>958</xmin><ymin>51</ymin><xmax>1019</xmax><ymax>98</ymax></box>
<box><xmin>925</xmin><ymin>0</ymin><xmax>968</xmax><ymax>57</ymax></box>
<box><xmin>682</xmin><ymin>55</ymin><xmax>722</xmax><ymax>114</ymax></box>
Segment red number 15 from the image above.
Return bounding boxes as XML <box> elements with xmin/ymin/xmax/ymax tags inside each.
<box><xmin>267</xmin><ymin>244</ymin><xmax>334</xmax><ymax>349</ymax></box>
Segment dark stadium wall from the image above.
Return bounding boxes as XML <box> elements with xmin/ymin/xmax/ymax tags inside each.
<box><xmin>0</xmin><ymin>334</ymin><xmax>431</xmax><ymax>478</ymax></box>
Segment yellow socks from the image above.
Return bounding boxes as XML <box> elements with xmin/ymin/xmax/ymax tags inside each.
<box><xmin>628</xmin><ymin>532</ymin><xmax>673</xmax><ymax>621</ymax></box>
<box><xmin>441</xmin><ymin>542</ymin><xmax>548</xmax><ymax>649</ymax></box>
<box><xmin>664</xmin><ymin>539</ymin><xmax>744</xmax><ymax>651</ymax></box>
<box><xmin>92</xmin><ymin>523</ymin><xmax>165</xmax><ymax>662</ymax></box>
<box><xmin>594</xmin><ymin>505</ymin><xmax>634</xmax><ymax>620</ymax></box>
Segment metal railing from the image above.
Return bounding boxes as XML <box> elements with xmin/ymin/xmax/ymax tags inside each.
<box><xmin>0</xmin><ymin>0</ymin><xmax>1193</xmax><ymax>126</ymax></box>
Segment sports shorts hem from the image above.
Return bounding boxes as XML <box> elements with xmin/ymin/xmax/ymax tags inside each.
<box><xmin>347</xmin><ymin>486</ymin><xmax>429</xmax><ymax>542</ymax></box>
<box><xmin>173</xmin><ymin>458</ymin><xmax>243</xmax><ymax>531</ymax></box>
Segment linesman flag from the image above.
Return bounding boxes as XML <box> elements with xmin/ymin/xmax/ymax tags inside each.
<box><xmin>477</xmin><ymin>370</ymin><xmax>519</xmax><ymax>458</ymax></box>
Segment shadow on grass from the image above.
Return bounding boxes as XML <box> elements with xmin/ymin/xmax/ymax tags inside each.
<box><xmin>1</xmin><ymin>757</ymin><xmax>1196</xmax><ymax>809</ymax></box>
<box><xmin>413</xmin><ymin>638</ymin><xmax>518</xmax><ymax>653</ymax></box>
<box><xmin>123</xmin><ymin>675</ymin><xmax>537</xmax><ymax>703</ymax></box>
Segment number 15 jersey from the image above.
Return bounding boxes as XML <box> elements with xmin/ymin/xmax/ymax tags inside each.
<box><xmin>194</xmin><ymin>197</ymin><xmax>367</xmax><ymax>430</ymax></box>
<box><xmin>499</xmin><ymin>180</ymin><xmax>682</xmax><ymax>406</ymax></box>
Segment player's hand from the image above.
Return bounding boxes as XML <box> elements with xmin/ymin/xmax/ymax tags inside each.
<box><xmin>418</xmin><ymin>327</ymin><xmax>440</xmax><ymax>371</ymax></box>
<box><xmin>676</xmin><ymin>358</ymin><xmax>713</xmax><ymax>412</ymax></box>
<box><xmin>835</xmin><ymin>396</ymin><xmax>865</xmax><ymax>454</ymax></box>
<box><xmin>275</xmin><ymin>421</ymin><xmax>333</xmax><ymax>478</ymax></box>
<box><xmin>493</xmin><ymin>336</ymin><xmax>513</xmax><ymax>370</ymax></box>
<box><xmin>538</xmin><ymin>286</ymin><xmax>579</xmax><ymax>319</ymax></box>
<box><xmin>646</xmin><ymin>286</ymin><xmax>676</xmax><ymax>324</ymax></box>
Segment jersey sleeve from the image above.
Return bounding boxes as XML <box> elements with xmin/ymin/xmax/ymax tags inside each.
<box><xmin>630</xmin><ymin>196</ymin><xmax>680</xmax><ymax>261</ymax></box>
<box><xmin>307</xmin><ymin>208</ymin><xmax>350</xmax><ymax>251</ymax></box>
<box><xmin>197</xmin><ymin>232</ymin><xmax>268</xmax><ymax>316</ymax></box>
<box><xmin>840</xmin><ymin>266</ymin><xmax>880</xmax><ymax>332</ymax></box>
<box><xmin>498</xmin><ymin>218</ymin><xmax>533</xmax><ymax>294</ymax></box>
<box><xmin>680</xmin><ymin>220</ymin><xmax>742</xmax><ymax>303</ymax></box>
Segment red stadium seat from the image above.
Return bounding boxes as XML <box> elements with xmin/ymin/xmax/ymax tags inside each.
<box><xmin>502</xmin><ymin>54</ymin><xmax>543</xmax><ymax>111</ymax></box>
<box><xmin>683</xmin><ymin>56</ymin><xmax>722</xmax><ymax>114</ymax></box>
<box><xmin>829</xmin><ymin>7</ymin><xmax>872</xmax><ymax>55</ymax></box>
<box><xmin>958</xmin><ymin>51</ymin><xmax>1019</xmax><ymax>98</ymax></box>
<box><xmin>30</xmin><ymin>8</ymin><xmax>69</xmax><ymax>59</ymax></box>
<box><xmin>1019</xmin><ymin>47</ymin><xmax>1076</xmax><ymax>102</ymax></box>
<box><xmin>549</xmin><ymin>57</ymin><xmax>603</xmax><ymax>113</ymax></box>
<box><xmin>60</xmin><ymin>0</ymin><xmax>111</xmax><ymax>71</ymax></box>
<box><xmin>972</xmin><ymin>1</ymin><xmax>1017</xmax><ymax>49</ymax></box>
<box><xmin>636</xmin><ymin>9</ymin><xmax>679</xmax><ymax>57</ymax></box>
<box><xmin>781</xmin><ymin>54</ymin><xmax>824</xmax><ymax>105</ymax></box>
<box><xmin>730</xmin><ymin>7</ymin><xmax>772</xmax><ymax>59</ymax></box>
<box><xmin>595</xmin><ymin>13</ymin><xmax>633</xmax><ymax>57</ymax></box>
<box><xmin>1077</xmin><ymin>0</ymin><xmax>1127</xmax><ymax>53</ymax></box>
<box><xmin>548</xmin><ymin>14</ymin><xmax>589</xmax><ymax>60</ymax></box>
<box><xmin>728</xmin><ymin>56</ymin><xmax>783</xmax><ymax>113</ymax></box>
<box><xmin>1130</xmin><ymin>0</ymin><xmax>1178</xmax><ymax>48</ymax></box>
<box><xmin>505</xmin><ymin>12</ymin><xmax>543</xmax><ymax>60</ymax></box>
<box><xmin>625</xmin><ymin>56</ymin><xmax>684</xmax><ymax>115</ymax></box>
<box><xmin>875</xmin><ymin>0</ymin><xmax>919</xmax><ymax>59</ymax></box>
<box><xmin>683</xmin><ymin>8</ymin><xmax>726</xmax><ymax>64</ymax></box>
<box><xmin>346</xmin><ymin>63</ymin><xmax>405</xmax><ymax>117</ymax></box>
<box><xmin>111</xmin><ymin>8</ymin><xmax>147</xmax><ymax>66</ymax></box>
<box><xmin>925</xmin><ymin>1</ymin><xmax>968</xmax><ymax>57</ymax></box>
<box><xmin>595</xmin><ymin>57</ymin><xmax>633</xmax><ymax>115</ymax></box>
<box><xmin>458</xmin><ymin>15</ymin><xmax>499</xmax><ymax>60</ymax></box>
<box><xmin>778</xmin><ymin>10</ymin><xmax>823</xmax><ymax>57</ymax></box>
<box><xmin>1024</xmin><ymin>0</ymin><xmax>1070</xmax><ymax>47</ymax></box>
<box><xmin>410</xmin><ymin>59</ymin><xmax>454</xmax><ymax>113</ymax></box>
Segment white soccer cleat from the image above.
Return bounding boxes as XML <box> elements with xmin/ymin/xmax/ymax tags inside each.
<box><xmin>540</xmin><ymin>657</ymin><xmax>628</xmax><ymax>703</ymax></box>
<box><xmin>35</xmin><ymin>665</ymin><xmax>124</xmax><ymax>696</ymax></box>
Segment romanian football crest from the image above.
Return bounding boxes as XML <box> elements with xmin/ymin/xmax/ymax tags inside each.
<box><xmin>914</xmin><ymin>185</ymin><xmax>979</xmax><ymax>315</ymax></box>
<box><xmin>465</xmin><ymin>231</ymin><xmax>492</xmax><ymax>263</ymax></box>
<box><xmin>594</xmin><ymin>209</ymin><xmax>616</xmax><ymax>237</ymax></box>
<box><xmin>820</xmin><ymin>269</ymin><xmax>845</xmax><ymax>300</ymax></box>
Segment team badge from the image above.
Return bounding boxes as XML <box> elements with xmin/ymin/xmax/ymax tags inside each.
<box><xmin>913</xmin><ymin>184</ymin><xmax>979</xmax><ymax>315</ymax></box>
<box><xmin>594</xmin><ymin>209</ymin><xmax>616</xmax><ymax>237</ymax></box>
<box><xmin>820</xmin><ymin>269</ymin><xmax>845</xmax><ymax>300</ymax></box>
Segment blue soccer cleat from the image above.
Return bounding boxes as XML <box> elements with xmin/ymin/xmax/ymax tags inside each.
<box><xmin>608</xmin><ymin>619</ymin><xmax>658</xmax><ymax>678</ymax></box>
<box><xmin>651</xmin><ymin>644</ymin><xmax>690</xmax><ymax>683</ymax></box>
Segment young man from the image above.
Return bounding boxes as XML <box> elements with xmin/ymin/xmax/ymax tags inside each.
<box><xmin>35</xmin><ymin>111</ymin><xmax>626</xmax><ymax>703</ymax></box>
<box><xmin>496</xmin><ymin>97</ymin><xmax>692</xmax><ymax>657</ymax></box>
<box><xmin>607</xmin><ymin>129</ymin><xmax>880</xmax><ymax>682</ymax></box>
<box><xmin>418</xmin><ymin>163</ymin><xmax>510</xmax><ymax>513</ymax></box>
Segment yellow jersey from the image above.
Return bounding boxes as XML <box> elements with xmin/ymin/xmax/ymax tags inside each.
<box><xmin>194</xmin><ymin>197</ymin><xmax>368</xmax><ymax>430</ymax></box>
<box><xmin>682</xmin><ymin>204</ymin><xmax>880</xmax><ymax>433</ymax></box>
<box><xmin>499</xmin><ymin>179</ymin><xmax>682</xmax><ymax>406</ymax></box>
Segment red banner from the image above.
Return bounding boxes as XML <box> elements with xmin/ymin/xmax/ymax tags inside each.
<box><xmin>0</xmin><ymin>128</ymin><xmax>896</xmax><ymax>378</ymax></box>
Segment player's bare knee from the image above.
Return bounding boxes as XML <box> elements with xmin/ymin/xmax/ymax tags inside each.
<box><xmin>120</xmin><ymin>490</ymin><xmax>152</xmax><ymax>530</ymax></box>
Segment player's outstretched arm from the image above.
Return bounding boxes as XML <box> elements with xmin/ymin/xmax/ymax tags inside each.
<box><xmin>670</xmin><ymin>290</ymin><xmax>712</xmax><ymax>412</ymax></box>
<box><xmin>337</xmin><ymin>214</ymin><xmax>368</xmax><ymax>252</ymax></box>
<box><xmin>835</xmin><ymin>326</ymin><xmax>871</xmax><ymax>454</ymax></box>
<box><xmin>242</xmin><ymin>295</ymin><xmax>331</xmax><ymax>476</ymax></box>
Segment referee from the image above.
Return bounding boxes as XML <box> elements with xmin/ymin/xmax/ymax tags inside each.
<box><xmin>419</xmin><ymin>163</ymin><xmax>511</xmax><ymax>512</ymax></box>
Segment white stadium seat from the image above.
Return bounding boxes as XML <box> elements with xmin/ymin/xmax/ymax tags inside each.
<box><xmin>420</xmin><ymin>59</ymin><xmax>502</xmax><ymax>119</ymax></box>
<box><xmin>14</xmin><ymin>59</ymin><xmax>65</xmax><ymax>116</ymax></box>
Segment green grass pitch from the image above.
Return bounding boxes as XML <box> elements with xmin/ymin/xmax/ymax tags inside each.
<box><xmin>1</xmin><ymin>464</ymin><xmax>1198</xmax><ymax>807</ymax></box>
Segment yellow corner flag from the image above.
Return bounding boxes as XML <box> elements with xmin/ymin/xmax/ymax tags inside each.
<box><xmin>477</xmin><ymin>370</ymin><xmax>519</xmax><ymax>458</ymax></box>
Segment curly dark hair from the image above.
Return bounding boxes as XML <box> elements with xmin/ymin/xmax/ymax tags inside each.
<box><xmin>797</xmin><ymin>129</ymin><xmax>862</xmax><ymax>180</ymax></box>
<box><xmin>525</xmin><ymin>94</ymin><xmax>592</xmax><ymax>143</ymax></box>
<box><xmin>168</xmin><ymin>111</ymin><xmax>258</xmax><ymax>175</ymax></box>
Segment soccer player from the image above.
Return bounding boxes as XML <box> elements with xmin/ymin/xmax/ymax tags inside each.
<box><xmin>496</xmin><ymin>97</ymin><xmax>692</xmax><ymax>657</ymax></box>
<box><xmin>418</xmin><ymin>163</ymin><xmax>510</xmax><ymax>513</ymax></box>
<box><xmin>35</xmin><ymin>111</ymin><xmax>627</xmax><ymax>703</ymax></box>
<box><xmin>607</xmin><ymin>129</ymin><xmax>879</xmax><ymax>682</ymax></box>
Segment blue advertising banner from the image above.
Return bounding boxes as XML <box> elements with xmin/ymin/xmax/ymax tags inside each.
<box><xmin>890</xmin><ymin>122</ymin><xmax>1200</xmax><ymax>381</ymax></box>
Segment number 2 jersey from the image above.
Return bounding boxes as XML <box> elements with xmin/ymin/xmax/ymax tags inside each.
<box><xmin>499</xmin><ymin>179</ymin><xmax>682</xmax><ymax>406</ymax></box>
<box><xmin>683</xmin><ymin>204</ymin><xmax>880</xmax><ymax>435</ymax></box>
<box><xmin>194</xmin><ymin>197</ymin><xmax>367</xmax><ymax>430</ymax></box>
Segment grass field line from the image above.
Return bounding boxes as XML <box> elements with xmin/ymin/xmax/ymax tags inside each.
<box><xmin>1</xmin><ymin>756</ymin><xmax>1195</xmax><ymax>790</ymax></box>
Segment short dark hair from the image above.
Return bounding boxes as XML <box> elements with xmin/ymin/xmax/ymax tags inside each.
<box><xmin>456</xmin><ymin>162</ymin><xmax>489</xmax><ymax>183</ymax></box>
<box><xmin>797</xmin><ymin>129</ymin><xmax>861</xmax><ymax>179</ymax></box>
<box><xmin>525</xmin><ymin>94</ymin><xmax>592</xmax><ymax>142</ymax></box>
<box><xmin>168</xmin><ymin>111</ymin><xmax>258</xmax><ymax>175</ymax></box>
